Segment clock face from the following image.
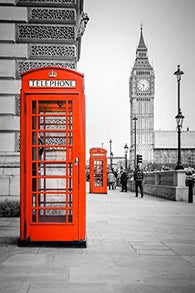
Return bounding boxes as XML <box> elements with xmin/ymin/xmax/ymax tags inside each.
<box><xmin>137</xmin><ymin>79</ymin><xmax>149</xmax><ymax>91</ymax></box>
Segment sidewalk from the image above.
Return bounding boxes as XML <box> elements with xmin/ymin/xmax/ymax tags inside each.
<box><xmin>0</xmin><ymin>186</ymin><xmax>195</xmax><ymax>293</ymax></box>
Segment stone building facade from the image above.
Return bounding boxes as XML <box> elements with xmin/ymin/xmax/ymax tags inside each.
<box><xmin>0</xmin><ymin>0</ymin><xmax>88</xmax><ymax>197</ymax></box>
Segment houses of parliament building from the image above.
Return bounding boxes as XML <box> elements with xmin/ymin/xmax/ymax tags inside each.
<box><xmin>129</xmin><ymin>26</ymin><xmax>195</xmax><ymax>170</ymax></box>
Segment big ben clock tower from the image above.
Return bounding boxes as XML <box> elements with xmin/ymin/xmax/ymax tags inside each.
<box><xmin>129</xmin><ymin>26</ymin><xmax>155</xmax><ymax>169</ymax></box>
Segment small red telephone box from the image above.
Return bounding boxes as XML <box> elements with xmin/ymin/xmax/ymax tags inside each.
<box><xmin>20</xmin><ymin>66</ymin><xmax>86</xmax><ymax>246</ymax></box>
<box><xmin>89</xmin><ymin>148</ymin><xmax>107</xmax><ymax>194</ymax></box>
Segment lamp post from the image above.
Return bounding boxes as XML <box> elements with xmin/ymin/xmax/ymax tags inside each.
<box><xmin>109</xmin><ymin>139</ymin><xmax>112</xmax><ymax>170</ymax></box>
<box><xmin>124</xmin><ymin>143</ymin><xmax>129</xmax><ymax>170</ymax></box>
<box><xmin>132</xmin><ymin>115</ymin><xmax>138</xmax><ymax>167</ymax></box>
<box><xmin>110</xmin><ymin>151</ymin><xmax>113</xmax><ymax>170</ymax></box>
<box><xmin>174</xmin><ymin>65</ymin><xmax>184</xmax><ymax>170</ymax></box>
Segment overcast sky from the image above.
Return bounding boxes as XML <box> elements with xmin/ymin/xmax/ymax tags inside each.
<box><xmin>77</xmin><ymin>0</ymin><xmax>195</xmax><ymax>158</ymax></box>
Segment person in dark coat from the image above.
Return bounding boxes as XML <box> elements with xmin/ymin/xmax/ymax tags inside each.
<box><xmin>120</xmin><ymin>170</ymin><xmax>128</xmax><ymax>192</ymax></box>
<box><xmin>134</xmin><ymin>164</ymin><xmax>144</xmax><ymax>197</ymax></box>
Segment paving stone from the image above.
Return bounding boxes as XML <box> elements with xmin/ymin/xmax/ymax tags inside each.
<box><xmin>53</xmin><ymin>254</ymin><xmax>114</xmax><ymax>267</ymax></box>
<box><xmin>70</xmin><ymin>266</ymin><xmax>133</xmax><ymax>283</ymax></box>
<box><xmin>37</xmin><ymin>247</ymin><xmax>88</xmax><ymax>255</ymax></box>
<box><xmin>1</xmin><ymin>254</ymin><xmax>53</xmax><ymax>267</ymax></box>
<box><xmin>131</xmin><ymin>284</ymin><xmax>195</xmax><ymax>293</ymax></box>
<box><xmin>112</xmin><ymin>254</ymin><xmax>191</xmax><ymax>268</ymax></box>
<box><xmin>165</xmin><ymin>243</ymin><xmax>195</xmax><ymax>256</ymax></box>
<box><xmin>0</xmin><ymin>187</ymin><xmax>195</xmax><ymax>292</ymax></box>
<box><xmin>70</xmin><ymin>265</ymin><xmax>195</xmax><ymax>285</ymax></box>
<box><xmin>0</xmin><ymin>266</ymin><xmax>69</xmax><ymax>282</ymax></box>
<box><xmin>135</xmin><ymin>249</ymin><xmax>176</xmax><ymax>255</ymax></box>
<box><xmin>6</xmin><ymin>246</ymin><xmax>40</xmax><ymax>255</ymax></box>
<box><xmin>183</xmin><ymin>256</ymin><xmax>195</xmax><ymax>266</ymax></box>
<box><xmin>29</xmin><ymin>281</ymin><xmax>109</xmax><ymax>293</ymax></box>
<box><xmin>108</xmin><ymin>282</ymin><xmax>141</xmax><ymax>293</ymax></box>
<box><xmin>86</xmin><ymin>238</ymin><xmax>135</xmax><ymax>255</ymax></box>
<box><xmin>0</xmin><ymin>277</ymin><xmax>30</xmax><ymax>293</ymax></box>
<box><xmin>129</xmin><ymin>242</ymin><xmax>171</xmax><ymax>251</ymax></box>
<box><xmin>172</xmin><ymin>232</ymin><xmax>195</xmax><ymax>241</ymax></box>
<box><xmin>0</xmin><ymin>250</ymin><xmax>9</xmax><ymax>263</ymax></box>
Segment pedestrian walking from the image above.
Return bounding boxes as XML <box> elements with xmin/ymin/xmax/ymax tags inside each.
<box><xmin>112</xmin><ymin>168</ymin><xmax>118</xmax><ymax>189</ymax></box>
<box><xmin>120</xmin><ymin>170</ymin><xmax>128</xmax><ymax>192</ymax></box>
<box><xmin>107</xmin><ymin>170</ymin><xmax>115</xmax><ymax>190</ymax></box>
<box><xmin>134</xmin><ymin>164</ymin><xmax>144</xmax><ymax>197</ymax></box>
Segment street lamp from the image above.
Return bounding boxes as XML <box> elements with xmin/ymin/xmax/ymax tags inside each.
<box><xmin>132</xmin><ymin>115</ymin><xmax>138</xmax><ymax>167</ymax></box>
<box><xmin>109</xmin><ymin>139</ymin><xmax>112</xmax><ymax>170</ymax></box>
<box><xmin>110</xmin><ymin>151</ymin><xmax>113</xmax><ymax>170</ymax></box>
<box><xmin>175</xmin><ymin>111</ymin><xmax>184</xmax><ymax>170</ymax></box>
<box><xmin>124</xmin><ymin>143</ymin><xmax>129</xmax><ymax>170</ymax></box>
<box><xmin>174</xmin><ymin>65</ymin><xmax>184</xmax><ymax>170</ymax></box>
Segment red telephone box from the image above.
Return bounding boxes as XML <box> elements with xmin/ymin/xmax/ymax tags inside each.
<box><xmin>89</xmin><ymin>148</ymin><xmax>107</xmax><ymax>194</ymax></box>
<box><xmin>20</xmin><ymin>66</ymin><xmax>86</xmax><ymax>246</ymax></box>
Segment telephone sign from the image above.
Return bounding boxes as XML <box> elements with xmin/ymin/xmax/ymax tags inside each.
<box><xmin>20</xmin><ymin>66</ymin><xmax>86</xmax><ymax>246</ymax></box>
<box><xmin>29</xmin><ymin>79</ymin><xmax>76</xmax><ymax>88</ymax></box>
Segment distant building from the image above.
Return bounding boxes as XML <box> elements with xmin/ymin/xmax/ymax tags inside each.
<box><xmin>154</xmin><ymin>130</ymin><xmax>195</xmax><ymax>169</ymax></box>
<box><xmin>129</xmin><ymin>26</ymin><xmax>195</xmax><ymax>170</ymax></box>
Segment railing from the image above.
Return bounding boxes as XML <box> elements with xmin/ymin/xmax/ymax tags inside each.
<box><xmin>128</xmin><ymin>170</ymin><xmax>188</xmax><ymax>201</ymax></box>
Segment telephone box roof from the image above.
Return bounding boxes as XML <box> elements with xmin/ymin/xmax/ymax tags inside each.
<box><xmin>21</xmin><ymin>66</ymin><xmax>84</xmax><ymax>78</ymax></box>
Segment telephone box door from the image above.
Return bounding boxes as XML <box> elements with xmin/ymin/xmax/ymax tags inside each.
<box><xmin>20</xmin><ymin>67</ymin><xmax>85</xmax><ymax>243</ymax></box>
<box><xmin>89</xmin><ymin>148</ymin><xmax>107</xmax><ymax>194</ymax></box>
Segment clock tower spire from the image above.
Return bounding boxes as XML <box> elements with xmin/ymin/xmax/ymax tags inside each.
<box><xmin>136</xmin><ymin>24</ymin><xmax>147</xmax><ymax>57</ymax></box>
<box><xmin>129</xmin><ymin>26</ymin><xmax>155</xmax><ymax>169</ymax></box>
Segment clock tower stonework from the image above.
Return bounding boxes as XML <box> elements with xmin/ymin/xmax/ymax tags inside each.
<box><xmin>129</xmin><ymin>27</ymin><xmax>155</xmax><ymax>168</ymax></box>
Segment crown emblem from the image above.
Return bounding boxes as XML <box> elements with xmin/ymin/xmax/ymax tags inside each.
<box><xmin>48</xmin><ymin>70</ymin><xmax>57</xmax><ymax>78</ymax></box>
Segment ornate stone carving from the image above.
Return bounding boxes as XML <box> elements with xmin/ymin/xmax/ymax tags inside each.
<box><xmin>16</xmin><ymin>95</ymin><xmax>20</xmax><ymax>116</ymax></box>
<box><xmin>29</xmin><ymin>44</ymin><xmax>76</xmax><ymax>59</ymax></box>
<box><xmin>15</xmin><ymin>132</ymin><xmax>20</xmax><ymax>152</ymax></box>
<box><xmin>77</xmin><ymin>11</ymin><xmax>89</xmax><ymax>38</ymax></box>
<box><xmin>0</xmin><ymin>162</ymin><xmax>20</xmax><ymax>167</ymax></box>
<box><xmin>16</xmin><ymin>60</ymin><xmax>76</xmax><ymax>78</ymax></box>
<box><xmin>29</xmin><ymin>8</ymin><xmax>76</xmax><ymax>22</ymax></box>
<box><xmin>17</xmin><ymin>24</ymin><xmax>75</xmax><ymax>42</ymax></box>
<box><xmin>17</xmin><ymin>0</ymin><xmax>76</xmax><ymax>6</ymax></box>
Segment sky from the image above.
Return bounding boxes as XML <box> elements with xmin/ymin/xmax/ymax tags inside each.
<box><xmin>77</xmin><ymin>0</ymin><xmax>195</xmax><ymax>158</ymax></box>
